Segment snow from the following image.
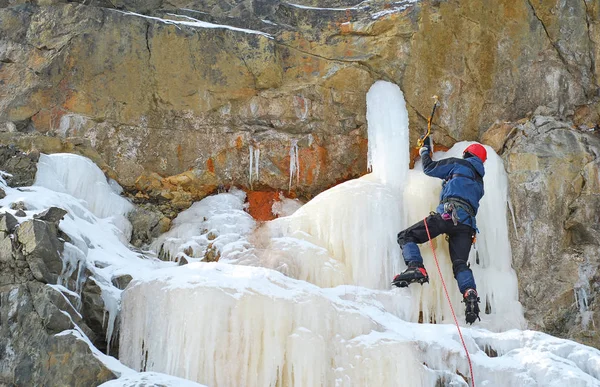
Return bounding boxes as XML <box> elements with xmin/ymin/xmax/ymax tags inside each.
<box><xmin>285</xmin><ymin>2</ymin><xmax>370</xmax><ymax>11</ymax></box>
<box><xmin>99</xmin><ymin>372</ymin><xmax>208</xmax><ymax>387</ymax></box>
<box><xmin>119</xmin><ymin>11</ymin><xmax>272</xmax><ymax>38</ymax></box>
<box><xmin>150</xmin><ymin>189</ymin><xmax>255</xmax><ymax>262</ymax></box>
<box><xmin>271</xmin><ymin>193</ymin><xmax>303</xmax><ymax>217</ymax></box>
<box><xmin>371</xmin><ymin>1</ymin><xmax>419</xmax><ymax>19</ymax></box>
<box><xmin>35</xmin><ymin>153</ymin><xmax>133</xmax><ymax>239</ymax></box>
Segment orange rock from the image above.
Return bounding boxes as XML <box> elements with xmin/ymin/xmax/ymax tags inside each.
<box><xmin>245</xmin><ymin>191</ymin><xmax>281</xmax><ymax>221</ymax></box>
<box><xmin>206</xmin><ymin>158</ymin><xmax>215</xmax><ymax>173</ymax></box>
<box><xmin>298</xmin><ymin>144</ymin><xmax>327</xmax><ymax>186</ymax></box>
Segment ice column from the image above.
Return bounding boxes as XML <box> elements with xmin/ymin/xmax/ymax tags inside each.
<box><xmin>366</xmin><ymin>80</ymin><xmax>410</xmax><ymax>187</ymax></box>
<box><xmin>249</xmin><ymin>144</ymin><xmax>260</xmax><ymax>188</ymax></box>
<box><xmin>288</xmin><ymin>139</ymin><xmax>299</xmax><ymax>192</ymax></box>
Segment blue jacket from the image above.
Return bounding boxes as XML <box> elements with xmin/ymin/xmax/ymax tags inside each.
<box><xmin>421</xmin><ymin>148</ymin><xmax>485</xmax><ymax>230</ymax></box>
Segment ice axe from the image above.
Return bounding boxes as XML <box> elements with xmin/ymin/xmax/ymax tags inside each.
<box><xmin>416</xmin><ymin>95</ymin><xmax>439</xmax><ymax>149</ymax></box>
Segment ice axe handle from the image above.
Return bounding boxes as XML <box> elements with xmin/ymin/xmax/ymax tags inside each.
<box><xmin>417</xmin><ymin>96</ymin><xmax>439</xmax><ymax>148</ymax></box>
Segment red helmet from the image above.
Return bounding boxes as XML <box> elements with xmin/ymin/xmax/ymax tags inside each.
<box><xmin>463</xmin><ymin>143</ymin><xmax>487</xmax><ymax>163</ymax></box>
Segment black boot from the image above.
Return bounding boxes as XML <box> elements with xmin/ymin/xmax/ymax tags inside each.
<box><xmin>463</xmin><ymin>289</ymin><xmax>481</xmax><ymax>324</ymax></box>
<box><xmin>392</xmin><ymin>262</ymin><xmax>429</xmax><ymax>288</ymax></box>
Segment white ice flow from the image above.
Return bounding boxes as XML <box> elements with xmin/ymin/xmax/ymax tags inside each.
<box><xmin>119</xmin><ymin>81</ymin><xmax>600</xmax><ymax>386</ymax></box>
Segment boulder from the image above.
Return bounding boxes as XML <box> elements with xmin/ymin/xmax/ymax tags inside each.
<box><xmin>127</xmin><ymin>206</ymin><xmax>170</xmax><ymax>248</ymax></box>
<box><xmin>33</xmin><ymin>207</ymin><xmax>67</xmax><ymax>224</ymax></box>
<box><xmin>111</xmin><ymin>274</ymin><xmax>133</xmax><ymax>290</ymax></box>
<box><xmin>0</xmin><ymin>212</ymin><xmax>18</xmax><ymax>233</ymax></box>
<box><xmin>10</xmin><ymin>201</ymin><xmax>26</xmax><ymax>211</ymax></box>
<box><xmin>16</xmin><ymin>219</ymin><xmax>64</xmax><ymax>284</ymax></box>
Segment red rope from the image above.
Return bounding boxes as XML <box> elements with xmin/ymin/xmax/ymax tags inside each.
<box><xmin>423</xmin><ymin>217</ymin><xmax>475</xmax><ymax>387</ymax></box>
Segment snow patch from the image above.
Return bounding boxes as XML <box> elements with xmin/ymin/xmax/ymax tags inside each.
<box><xmin>120</xmin><ymin>11</ymin><xmax>272</xmax><ymax>38</ymax></box>
<box><xmin>99</xmin><ymin>372</ymin><xmax>207</xmax><ymax>387</ymax></box>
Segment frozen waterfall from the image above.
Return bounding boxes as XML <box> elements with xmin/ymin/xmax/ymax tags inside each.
<box><xmin>118</xmin><ymin>81</ymin><xmax>600</xmax><ymax>386</ymax></box>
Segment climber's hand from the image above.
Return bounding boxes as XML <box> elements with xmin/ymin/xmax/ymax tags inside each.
<box><xmin>420</xmin><ymin>135</ymin><xmax>431</xmax><ymax>148</ymax></box>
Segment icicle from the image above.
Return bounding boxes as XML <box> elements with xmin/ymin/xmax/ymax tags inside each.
<box><xmin>575</xmin><ymin>261</ymin><xmax>595</xmax><ymax>329</ymax></box>
<box><xmin>98</xmin><ymin>280</ymin><xmax>122</xmax><ymax>356</ymax></box>
<box><xmin>249</xmin><ymin>145</ymin><xmax>261</xmax><ymax>188</ymax></box>
<box><xmin>288</xmin><ymin>140</ymin><xmax>299</xmax><ymax>193</ymax></box>
<box><xmin>249</xmin><ymin>145</ymin><xmax>254</xmax><ymax>187</ymax></box>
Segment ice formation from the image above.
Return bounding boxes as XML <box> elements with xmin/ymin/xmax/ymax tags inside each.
<box><xmin>35</xmin><ymin>153</ymin><xmax>134</xmax><ymax>241</ymax></box>
<box><xmin>271</xmin><ymin>193</ymin><xmax>303</xmax><ymax>218</ymax></box>
<box><xmin>248</xmin><ymin>144</ymin><xmax>260</xmax><ymax>188</ymax></box>
<box><xmin>120</xmin><ymin>263</ymin><xmax>600</xmax><ymax>387</ymax></box>
<box><xmin>288</xmin><ymin>139</ymin><xmax>300</xmax><ymax>192</ymax></box>
<box><xmin>150</xmin><ymin>189</ymin><xmax>255</xmax><ymax>262</ymax></box>
<box><xmin>366</xmin><ymin>80</ymin><xmax>410</xmax><ymax>187</ymax></box>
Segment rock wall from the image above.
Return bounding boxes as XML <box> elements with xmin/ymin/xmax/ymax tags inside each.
<box><xmin>485</xmin><ymin>115</ymin><xmax>600</xmax><ymax>349</ymax></box>
<box><xmin>1</xmin><ymin>0</ymin><xmax>598</xmax><ymax>206</ymax></box>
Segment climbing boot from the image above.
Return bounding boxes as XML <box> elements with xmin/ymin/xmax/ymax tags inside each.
<box><xmin>392</xmin><ymin>262</ymin><xmax>429</xmax><ymax>288</ymax></box>
<box><xmin>463</xmin><ymin>288</ymin><xmax>481</xmax><ymax>324</ymax></box>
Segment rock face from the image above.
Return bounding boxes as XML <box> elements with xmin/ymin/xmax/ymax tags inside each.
<box><xmin>128</xmin><ymin>205</ymin><xmax>171</xmax><ymax>248</ymax></box>
<box><xmin>1</xmin><ymin>0</ymin><xmax>598</xmax><ymax>204</ymax></box>
<box><xmin>0</xmin><ymin>209</ymin><xmax>117</xmax><ymax>386</ymax></box>
<box><xmin>494</xmin><ymin>116</ymin><xmax>600</xmax><ymax>349</ymax></box>
<box><xmin>0</xmin><ymin>145</ymin><xmax>38</xmax><ymax>187</ymax></box>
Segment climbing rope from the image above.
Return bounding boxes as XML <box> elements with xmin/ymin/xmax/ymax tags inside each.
<box><xmin>423</xmin><ymin>217</ymin><xmax>475</xmax><ymax>387</ymax></box>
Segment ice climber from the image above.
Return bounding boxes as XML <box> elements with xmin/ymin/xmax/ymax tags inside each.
<box><xmin>392</xmin><ymin>138</ymin><xmax>487</xmax><ymax>325</ymax></box>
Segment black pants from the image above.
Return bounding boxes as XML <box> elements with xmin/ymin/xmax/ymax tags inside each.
<box><xmin>397</xmin><ymin>213</ymin><xmax>476</xmax><ymax>292</ymax></box>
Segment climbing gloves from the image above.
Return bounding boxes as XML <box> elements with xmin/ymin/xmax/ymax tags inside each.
<box><xmin>419</xmin><ymin>135</ymin><xmax>431</xmax><ymax>156</ymax></box>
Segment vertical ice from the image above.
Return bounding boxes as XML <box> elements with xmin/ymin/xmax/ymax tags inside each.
<box><xmin>366</xmin><ymin>81</ymin><xmax>410</xmax><ymax>187</ymax></box>
<box><xmin>249</xmin><ymin>145</ymin><xmax>260</xmax><ymax>188</ymax></box>
<box><xmin>288</xmin><ymin>140</ymin><xmax>299</xmax><ymax>192</ymax></box>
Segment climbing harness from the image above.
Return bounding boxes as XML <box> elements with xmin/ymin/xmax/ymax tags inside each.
<box><xmin>417</xmin><ymin>95</ymin><xmax>439</xmax><ymax>149</ymax></box>
<box><xmin>441</xmin><ymin>197</ymin><xmax>476</xmax><ymax>226</ymax></box>
<box><xmin>423</xmin><ymin>217</ymin><xmax>476</xmax><ymax>387</ymax></box>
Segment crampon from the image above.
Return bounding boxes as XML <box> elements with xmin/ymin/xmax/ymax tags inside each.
<box><xmin>392</xmin><ymin>263</ymin><xmax>429</xmax><ymax>288</ymax></box>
